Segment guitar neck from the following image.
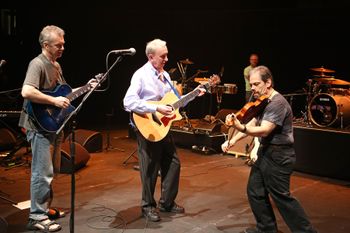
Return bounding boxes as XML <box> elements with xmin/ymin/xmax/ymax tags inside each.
<box><xmin>66</xmin><ymin>83</ymin><xmax>91</xmax><ymax>102</ymax></box>
<box><xmin>172</xmin><ymin>82</ymin><xmax>210</xmax><ymax>109</ymax></box>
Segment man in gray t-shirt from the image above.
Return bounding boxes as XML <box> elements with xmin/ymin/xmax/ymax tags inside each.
<box><xmin>19</xmin><ymin>25</ymin><xmax>97</xmax><ymax>232</ymax></box>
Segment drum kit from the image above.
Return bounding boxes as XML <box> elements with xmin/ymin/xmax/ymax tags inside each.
<box><xmin>171</xmin><ymin>58</ymin><xmax>236</xmax><ymax>97</ymax></box>
<box><xmin>305</xmin><ymin>67</ymin><xmax>350</xmax><ymax>129</ymax></box>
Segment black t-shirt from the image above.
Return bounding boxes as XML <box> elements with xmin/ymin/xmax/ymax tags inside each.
<box><xmin>260</xmin><ymin>93</ymin><xmax>294</xmax><ymax>145</ymax></box>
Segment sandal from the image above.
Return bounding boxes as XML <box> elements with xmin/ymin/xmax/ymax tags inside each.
<box><xmin>48</xmin><ymin>208</ymin><xmax>66</xmax><ymax>220</ymax></box>
<box><xmin>27</xmin><ymin>218</ymin><xmax>61</xmax><ymax>232</ymax></box>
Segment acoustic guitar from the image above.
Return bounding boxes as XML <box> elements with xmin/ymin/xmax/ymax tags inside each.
<box><xmin>132</xmin><ymin>75</ymin><xmax>220</xmax><ymax>142</ymax></box>
<box><xmin>26</xmin><ymin>82</ymin><xmax>95</xmax><ymax>133</ymax></box>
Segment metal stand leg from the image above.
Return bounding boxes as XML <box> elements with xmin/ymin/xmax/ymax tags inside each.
<box><xmin>105</xmin><ymin>112</ymin><xmax>124</xmax><ymax>152</ymax></box>
<box><xmin>122</xmin><ymin>149</ymin><xmax>137</xmax><ymax>166</ymax></box>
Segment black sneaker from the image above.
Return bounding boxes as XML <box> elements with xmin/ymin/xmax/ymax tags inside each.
<box><xmin>141</xmin><ymin>207</ymin><xmax>161</xmax><ymax>222</ymax></box>
<box><xmin>159</xmin><ymin>203</ymin><xmax>185</xmax><ymax>213</ymax></box>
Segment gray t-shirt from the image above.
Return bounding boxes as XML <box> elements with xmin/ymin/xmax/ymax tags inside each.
<box><xmin>260</xmin><ymin>93</ymin><xmax>294</xmax><ymax>145</ymax></box>
<box><xmin>19</xmin><ymin>53</ymin><xmax>66</xmax><ymax>131</ymax></box>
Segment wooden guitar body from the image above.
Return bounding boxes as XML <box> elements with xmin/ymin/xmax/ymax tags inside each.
<box><xmin>132</xmin><ymin>92</ymin><xmax>182</xmax><ymax>142</ymax></box>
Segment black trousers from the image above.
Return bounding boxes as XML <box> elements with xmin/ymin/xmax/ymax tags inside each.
<box><xmin>136</xmin><ymin>131</ymin><xmax>180</xmax><ymax>209</ymax></box>
<box><xmin>247</xmin><ymin>145</ymin><xmax>317</xmax><ymax>233</ymax></box>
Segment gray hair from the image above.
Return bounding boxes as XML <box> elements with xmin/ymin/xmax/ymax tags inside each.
<box><xmin>39</xmin><ymin>25</ymin><xmax>65</xmax><ymax>47</ymax></box>
<box><xmin>249</xmin><ymin>65</ymin><xmax>274</xmax><ymax>87</ymax></box>
<box><xmin>145</xmin><ymin>39</ymin><xmax>167</xmax><ymax>56</ymax></box>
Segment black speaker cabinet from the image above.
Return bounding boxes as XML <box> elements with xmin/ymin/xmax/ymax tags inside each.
<box><xmin>60</xmin><ymin>141</ymin><xmax>91</xmax><ymax>174</ymax></box>
<box><xmin>0</xmin><ymin>128</ymin><xmax>17</xmax><ymax>151</ymax></box>
<box><xmin>68</xmin><ymin>129</ymin><xmax>103</xmax><ymax>153</ymax></box>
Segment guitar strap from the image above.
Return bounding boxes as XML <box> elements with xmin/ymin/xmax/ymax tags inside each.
<box><xmin>164</xmin><ymin>78</ymin><xmax>181</xmax><ymax>99</ymax></box>
<box><xmin>129</xmin><ymin>77</ymin><xmax>181</xmax><ymax>131</ymax></box>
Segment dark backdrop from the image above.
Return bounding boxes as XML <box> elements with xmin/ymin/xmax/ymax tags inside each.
<box><xmin>1</xmin><ymin>2</ymin><xmax>349</xmax><ymax>129</ymax></box>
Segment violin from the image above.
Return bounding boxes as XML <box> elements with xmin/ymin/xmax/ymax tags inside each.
<box><xmin>224</xmin><ymin>95</ymin><xmax>270</xmax><ymax>152</ymax></box>
<box><xmin>235</xmin><ymin>95</ymin><xmax>270</xmax><ymax>124</ymax></box>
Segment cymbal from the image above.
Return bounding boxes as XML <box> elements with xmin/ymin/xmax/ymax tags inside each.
<box><xmin>329</xmin><ymin>79</ymin><xmax>350</xmax><ymax>85</ymax></box>
<box><xmin>313</xmin><ymin>77</ymin><xmax>335</xmax><ymax>82</ymax></box>
<box><xmin>310</xmin><ymin>67</ymin><xmax>335</xmax><ymax>73</ymax></box>
<box><xmin>313</xmin><ymin>77</ymin><xmax>350</xmax><ymax>85</ymax></box>
<box><xmin>179</xmin><ymin>58</ymin><xmax>194</xmax><ymax>65</ymax></box>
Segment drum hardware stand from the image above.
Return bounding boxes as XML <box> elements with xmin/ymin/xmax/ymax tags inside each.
<box><xmin>177</xmin><ymin>59</ymin><xmax>196</xmax><ymax>94</ymax></box>
<box><xmin>303</xmin><ymin>80</ymin><xmax>314</xmax><ymax>127</ymax></box>
<box><xmin>181</xmin><ymin>111</ymin><xmax>194</xmax><ymax>131</ymax></box>
<box><xmin>216</xmin><ymin>90</ymin><xmax>223</xmax><ymax>111</ymax></box>
<box><xmin>177</xmin><ymin>61</ymin><xmax>187</xmax><ymax>88</ymax></box>
<box><xmin>340</xmin><ymin>110</ymin><xmax>344</xmax><ymax>129</ymax></box>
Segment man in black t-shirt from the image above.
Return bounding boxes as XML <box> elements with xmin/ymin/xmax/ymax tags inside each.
<box><xmin>222</xmin><ymin>66</ymin><xmax>317</xmax><ymax>233</ymax></box>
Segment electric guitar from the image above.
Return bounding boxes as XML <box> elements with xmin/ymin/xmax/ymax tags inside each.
<box><xmin>26</xmin><ymin>81</ymin><xmax>96</xmax><ymax>133</ymax></box>
<box><xmin>132</xmin><ymin>75</ymin><xmax>221</xmax><ymax>142</ymax></box>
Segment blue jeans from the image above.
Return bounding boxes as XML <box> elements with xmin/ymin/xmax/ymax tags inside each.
<box><xmin>26</xmin><ymin>130</ymin><xmax>63</xmax><ymax>220</ymax></box>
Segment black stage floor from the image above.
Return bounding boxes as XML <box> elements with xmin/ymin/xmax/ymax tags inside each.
<box><xmin>1</xmin><ymin>128</ymin><xmax>350</xmax><ymax>233</ymax></box>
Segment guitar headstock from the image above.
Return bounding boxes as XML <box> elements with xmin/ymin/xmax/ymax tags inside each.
<box><xmin>94</xmin><ymin>73</ymin><xmax>104</xmax><ymax>81</ymax></box>
<box><xmin>209</xmin><ymin>74</ymin><xmax>221</xmax><ymax>87</ymax></box>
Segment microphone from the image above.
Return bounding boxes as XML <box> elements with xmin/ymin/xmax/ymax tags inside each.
<box><xmin>110</xmin><ymin>48</ymin><xmax>136</xmax><ymax>56</ymax></box>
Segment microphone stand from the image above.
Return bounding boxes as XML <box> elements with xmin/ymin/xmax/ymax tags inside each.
<box><xmin>56</xmin><ymin>55</ymin><xmax>124</xmax><ymax>233</ymax></box>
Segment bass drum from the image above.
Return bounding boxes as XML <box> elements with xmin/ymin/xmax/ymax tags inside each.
<box><xmin>308</xmin><ymin>93</ymin><xmax>350</xmax><ymax>128</ymax></box>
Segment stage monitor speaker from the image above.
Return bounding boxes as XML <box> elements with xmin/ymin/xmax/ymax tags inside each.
<box><xmin>0</xmin><ymin>128</ymin><xmax>17</xmax><ymax>151</ymax></box>
<box><xmin>68</xmin><ymin>129</ymin><xmax>103</xmax><ymax>153</ymax></box>
<box><xmin>60</xmin><ymin>141</ymin><xmax>91</xmax><ymax>174</ymax></box>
